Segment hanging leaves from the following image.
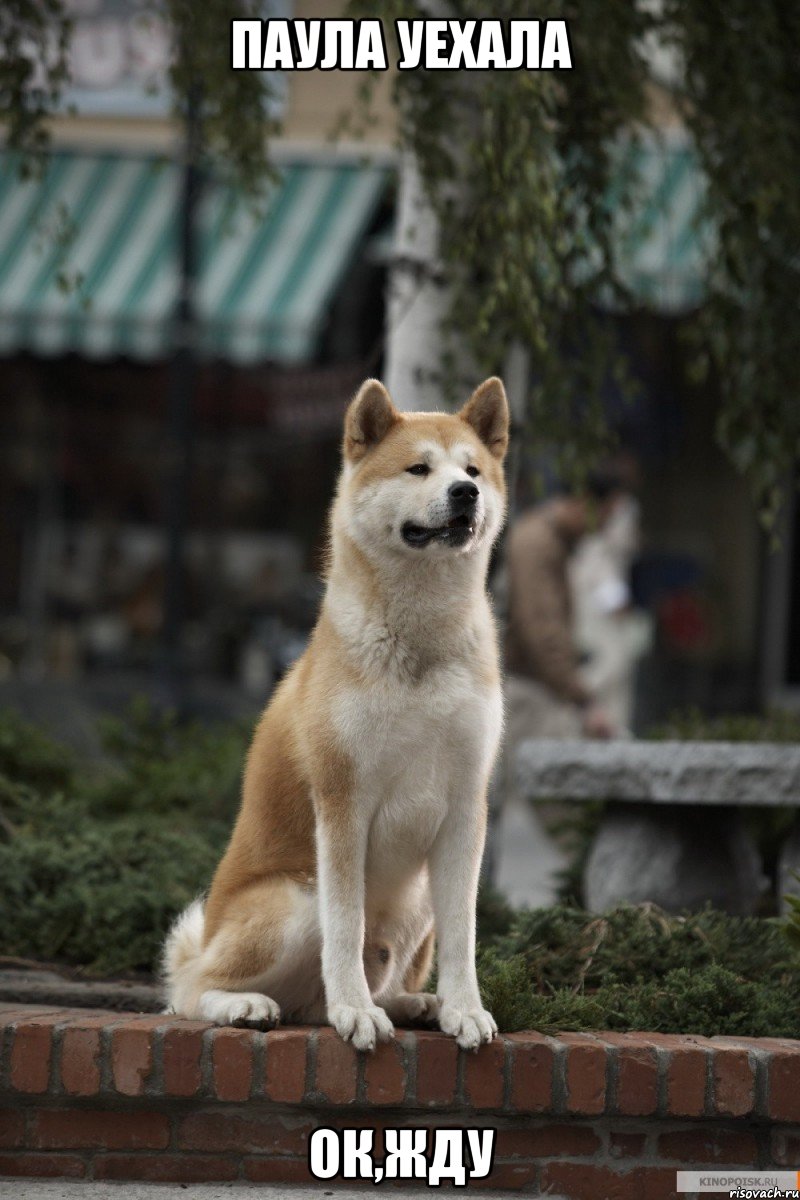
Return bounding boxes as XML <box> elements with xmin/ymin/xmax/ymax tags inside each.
<box><xmin>5</xmin><ymin>0</ymin><xmax>800</xmax><ymax>514</ymax></box>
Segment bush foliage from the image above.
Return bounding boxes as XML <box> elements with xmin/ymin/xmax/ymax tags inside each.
<box><xmin>2</xmin><ymin>705</ymin><xmax>799</xmax><ymax>1036</ymax></box>
<box><xmin>0</xmin><ymin>702</ymin><xmax>247</xmax><ymax>974</ymax></box>
<box><xmin>475</xmin><ymin>890</ymin><xmax>800</xmax><ymax>1037</ymax></box>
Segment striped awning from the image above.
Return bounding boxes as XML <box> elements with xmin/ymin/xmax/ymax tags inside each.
<box><xmin>611</xmin><ymin>133</ymin><xmax>712</xmax><ymax>313</ymax></box>
<box><xmin>0</xmin><ymin>151</ymin><xmax>389</xmax><ymax>363</ymax></box>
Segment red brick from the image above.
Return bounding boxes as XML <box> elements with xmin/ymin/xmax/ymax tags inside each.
<box><xmin>61</xmin><ymin>1012</ymin><xmax>121</xmax><ymax>1032</ymax></box>
<box><xmin>330</xmin><ymin>1115</ymin><xmax>388</xmax><ymax>1158</ymax></box>
<box><xmin>314</xmin><ymin>1028</ymin><xmax>358</xmax><ymax>1104</ymax></box>
<box><xmin>263</xmin><ymin>1028</ymin><xmax>308</xmax><ymax>1103</ymax></box>
<box><xmin>470</xmin><ymin>1161</ymin><xmax>537</xmax><ymax>1190</ymax></box>
<box><xmin>508</xmin><ymin>1033</ymin><xmax>555</xmax><ymax>1113</ymax></box>
<box><xmin>177</xmin><ymin>1111</ymin><xmax>311</xmax><ymax>1155</ymax></box>
<box><xmin>0</xmin><ymin>1152</ymin><xmax>86</xmax><ymax>1178</ymax></box>
<box><xmin>609</xmin><ymin>1131</ymin><xmax>647</xmax><ymax>1159</ymax></box>
<box><xmin>244</xmin><ymin>1156</ymin><xmax>315</xmax><ymax>1183</ymax></box>
<box><xmin>9</xmin><ymin>1016</ymin><xmax>62</xmax><ymax>1093</ymax></box>
<box><xmin>363</xmin><ymin>1035</ymin><xmax>407</xmax><ymax>1104</ymax></box>
<box><xmin>95</xmin><ymin>1154</ymin><xmax>239</xmax><ymax>1183</ymax></box>
<box><xmin>31</xmin><ymin>1109</ymin><xmax>169</xmax><ymax>1151</ymax></box>
<box><xmin>161</xmin><ymin>1022</ymin><xmax>207</xmax><ymax>1097</ymax></box>
<box><xmin>657</xmin><ymin>1127</ymin><xmax>758</xmax><ymax>1165</ymax></box>
<box><xmin>637</xmin><ymin>1031</ymin><xmax>711</xmax><ymax>1120</ymax></box>
<box><xmin>541</xmin><ymin>1162</ymin><xmax>639</xmax><ymax>1200</ymax></box>
<box><xmin>562</xmin><ymin>1033</ymin><xmax>606</xmax><ymax>1116</ymax></box>
<box><xmin>640</xmin><ymin>1165</ymin><xmax>683</xmax><ymax>1200</ymax></box>
<box><xmin>0</xmin><ymin>1107</ymin><xmax>25</xmax><ymax>1148</ymax></box>
<box><xmin>60</xmin><ymin>1026</ymin><xmax>103</xmax><ymax>1097</ymax></box>
<box><xmin>496</xmin><ymin>1123</ymin><xmax>601</xmax><ymax>1158</ymax></box>
<box><xmin>543</xmin><ymin>1162</ymin><xmax>678</xmax><ymax>1200</ymax></box>
<box><xmin>711</xmin><ymin>1035</ymin><xmax>787</xmax><ymax>1051</ymax></box>
<box><xmin>713</xmin><ymin>1047</ymin><xmax>755</xmax><ymax>1117</ymax></box>
<box><xmin>211</xmin><ymin>1027</ymin><xmax>254</xmax><ymax>1101</ymax></box>
<box><xmin>0</xmin><ymin>1006</ymin><xmax>64</xmax><ymax>1026</ymax></box>
<box><xmin>666</xmin><ymin>1044</ymin><xmax>708</xmax><ymax>1117</ymax></box>
<box><xmin>414</xmin><ymin>1031</ymin><xmax>457</xmax><ymax>1106</ymax></box>
<box><xmin>769</xmin><ymin>1048</ymin><xmax>800</xmax><ymax>1122</ymax></box>
<box><xmin>771</xmin><ymin>1130</ymin><xmax>800</xmax><ymax>1166</ymax></box>
<box><xmin>463</xmin><ymin>1036</ymin><xmax>505</xmax><ymax>1109</ymax></box>
<box><xmin>110</xmin><ymin>1024</ymin><xmax>156</xmax><ymax>1096</ymax></box>
<box><xmin>602</xmin><ymin>1034</ymin><xmax>658</xmax><ymax>1116</ymax></box>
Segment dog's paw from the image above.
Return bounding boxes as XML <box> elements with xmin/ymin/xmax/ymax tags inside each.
<box><xmin>438</xmin><ymin>1002</ymin><xmax>497</xmax><ymax>1050</ymax></box>
<box><xmin>199</xmin><ymin>989</ymin><xmax>281</xmax><ymax>1029</ymax></box>
<box><xmin>329</xmin><ymin>1003</ymin><xmax>394</xmax><ymax>1051</ymax></box>
<box><xmin>384</xmin><ymin>992</ymin><xmax>440</xmax><ymax>1025</ymax></box>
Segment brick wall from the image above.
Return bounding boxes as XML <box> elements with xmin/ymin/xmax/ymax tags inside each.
<box><xmin>1</xmin><ymin>1004</ymin><xmax>799</xmax><ymax>1196</ymax></box>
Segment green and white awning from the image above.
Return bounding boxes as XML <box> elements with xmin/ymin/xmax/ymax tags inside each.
<box><xmin>0</xmin><ymin>135</ymin><xmax>709</xmax><ymax>362</ymax></box>
<box><xmin>0</xmin><ymin>151</ymin><xmax>389</xmax><ymax>363</ymax></box>
<box><xmin>611</xmin><ymin>133</ymin><xmax>711</xmax><ymax>312</ymax></box>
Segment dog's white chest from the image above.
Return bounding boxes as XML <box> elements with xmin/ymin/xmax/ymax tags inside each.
<box><xmin>333</xmin><ymin>662</ymin><xmax>501</xmax><ymax>886</ymax></box>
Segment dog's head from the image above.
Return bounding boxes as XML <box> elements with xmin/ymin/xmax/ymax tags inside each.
<box><xmin>336</xmin><ymin>377</ymin><xmax>509</xmax><ymax>562</ymax></box>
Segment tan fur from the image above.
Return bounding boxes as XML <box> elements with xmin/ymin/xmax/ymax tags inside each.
<box><xmin>163</xmin><ymin>377</ymin><xmax>509</xmax><ymax>1050</ymax></box>
<box><xmin>403</xmin><ymin>928</ymin><xmax>436</xmax><ymax>994</ymax></box>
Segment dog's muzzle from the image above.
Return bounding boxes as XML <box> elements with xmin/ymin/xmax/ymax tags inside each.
<box><xmin>401</xmin><ymin>482</ymin><xmax>480</xmax><ymax>548</ymax></box>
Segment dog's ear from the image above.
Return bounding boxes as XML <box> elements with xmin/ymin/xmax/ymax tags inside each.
<box><xmin>344</xmin><ymin>379</ymin><xmax>400</xmax><ymax>462</ymax></box>
<box><xmin>459</xmin><ymin>377</ymin><xmax>509</xmax><ymax>460</ymax></box>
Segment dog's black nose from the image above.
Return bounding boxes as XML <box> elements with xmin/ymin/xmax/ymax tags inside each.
<box><xmin>448</xmin><ymin>480</ymin><xmax>479</xmax><ymax>508</ymax></box>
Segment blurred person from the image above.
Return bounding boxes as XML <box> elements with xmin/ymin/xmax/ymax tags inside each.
<box><xmin>570</xmin><ymin>489</ymin><xmax>653</xmax><ymax>733</ymax></box>
<box><xmin>503</xmin><ymin>468</ymin><xmax>627</xmax><ymax>743</ymax></box>
<box><xmin>488</xmin><ymin>469</ymin><xmax>628</xmax><ymax>908</ymax></box>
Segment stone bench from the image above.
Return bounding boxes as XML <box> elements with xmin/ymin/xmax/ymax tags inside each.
<box><xmin>516</xmin><ymin>740</ymin><xmax>800</xmax><ymax>914</ymax></box>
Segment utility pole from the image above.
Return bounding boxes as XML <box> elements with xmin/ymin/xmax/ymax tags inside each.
<box><xmin>160</xmin><ymin>79</ymin><xmax>203</xmax><ymax>714</ymax></box>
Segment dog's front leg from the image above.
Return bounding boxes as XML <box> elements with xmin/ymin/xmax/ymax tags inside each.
<box><xmin>316</xmin><ymin>809</ymin><xmax>394</xmax><ymax>1051</ymax></box>
<box><xmin>428</xmin><ymin>795</ymin><xmax>497</xmax><ymax>1050</ymax></box>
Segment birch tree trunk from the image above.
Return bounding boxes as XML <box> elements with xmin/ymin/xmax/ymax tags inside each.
<box><xmin>383</xmin><ymin>151</ymin><xmax>452</xmax><ymax>412</ymax></box>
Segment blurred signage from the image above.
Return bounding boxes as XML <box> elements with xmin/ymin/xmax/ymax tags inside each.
<box><xmin>61</xmin><ymin>0</ymin><xmax>173</xmax><ymax>116</ymax></box>
<box><xmin>49</xmin><ymin>0</ymin><xmax>288</xmax><ymax>118</ymax></box>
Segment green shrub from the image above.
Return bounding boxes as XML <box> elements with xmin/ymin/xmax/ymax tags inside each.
<box><xmin>648</xmin><ymin>706</ymin><xmax>800</xmax><ymax>743</ymax></box>
<box><xmin>2</xmin><ymin>704</ymin><xmax>800</xmax><ymax>1038</ymax></box>
<box><xmin>0</xmin><ymin>701</ymin><xmax>246</xmax><ymax>975</ymax></box>
<box><xmin>0</xmin><ymin>811</ymin><xmax>226</xmax><ymax>974</ymax></box>
<box><xmin>89</xmin><ymin>697</ymin><xmax>248</xmax><ymax>820</ymax></box>
<box><xmin>475</xmin><ymin>903</ymin><xmax>800</xmax><ymax>1037</ymax></box>
<box><xmin>0</xmin><ymin>707</ymin><xmax>74</xmax><ymax>791</ymax></box>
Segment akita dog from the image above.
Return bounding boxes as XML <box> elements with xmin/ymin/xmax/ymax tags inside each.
<box><xmin>163</xmin><ymin>376</ymin><xmax>509</xmax><ymax>1051</ymax></box>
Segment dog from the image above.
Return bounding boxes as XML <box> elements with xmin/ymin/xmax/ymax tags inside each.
<box><xmin>163</xmin><ymin>376</ymin><xmax>509</xmax><ymax>1051</ymax></box>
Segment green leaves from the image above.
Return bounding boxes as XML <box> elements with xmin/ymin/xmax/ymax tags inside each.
<box><xmin>476</xmin><ymin>897</ymin><xmax>800</xmax><ymax>1037</ymax></box>
<box><xmin>350</xmin><ymin>1</ymin><xmax>799</xmax><ymax>513</ymax></box>
<box><xmin>0</xmin><ymin>702</ymin><xmax>248</xmax><ymax>975</ymax></box>
<box><xmin>3</xmin><ymin>704</ymin><xmax>800</xmax><ymax>1033</ymax></box>
<box><xmin>348</xmin><ymin>0</ymin><xmax>653</xmax><ymax>477</ymax></box>
<box><xmin>165</xmin><ymin>0</ymin><xmax>280</xmax><ymax>198</ymax></box>
<box><xmin>0</xmin><ymin>0</ymin><xmax>72</xmax><ymax>165</ymax></box>
<box><xmin>784</xmin><ymin>874</ymin><xmax>800</xmax><ymax>953</ymax></box>
<box><xmin>661</xmin><ymin>0</ymin><xmax>800</xmax><ymax>523</ymax></box>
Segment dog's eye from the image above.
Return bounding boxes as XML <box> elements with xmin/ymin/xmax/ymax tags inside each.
<box><xmin>466</xmin><ymin>465</ymin><xmax>480</xmax><ymax>478</ymax></box>
<box><xmin>406</xmin><ymin>463</ymin><xmax>430</xmax><ymax>476</ymax></box>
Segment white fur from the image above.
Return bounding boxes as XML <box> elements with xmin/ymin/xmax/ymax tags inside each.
<box><xmin>163</xmin><ymin>397</ymin><xmax>506</xmax><ymax>1052</ymax></box>
<box><xmin>161</xmin><ymin>898</ymin><xmax>204</xmax><ymax>993</ymax></box>
<box><xmin>315</xmin><ymin>430</ymin><xmax>504</xmax><ymax>1049</ymax></box>
<box><xmin>199</xmin><ymin>989</ymin><xmax>280</xmax><ymax>1027</ymax></box>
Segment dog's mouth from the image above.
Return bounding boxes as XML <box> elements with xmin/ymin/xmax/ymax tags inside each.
<box><xmin>401</xmin><ymin>513</ymin><xmax>477</xmax><ymax>548</ymax></box>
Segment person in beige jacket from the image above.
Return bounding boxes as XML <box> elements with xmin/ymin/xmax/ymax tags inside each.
<box><xmin>504</xmin><ymin>475</ymin><xmax>626</xmax><ymax>746</ymax></box>
<box><xmin>489</xmin><ymin>473</ymin><xmax>628</xmax><ymax>903</ymax></box>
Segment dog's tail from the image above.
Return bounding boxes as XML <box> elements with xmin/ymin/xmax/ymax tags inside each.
<box><xmin>161</xmin><ymin>898</ymin><xmax>206</xmax><ymax>1014</ymax></box>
